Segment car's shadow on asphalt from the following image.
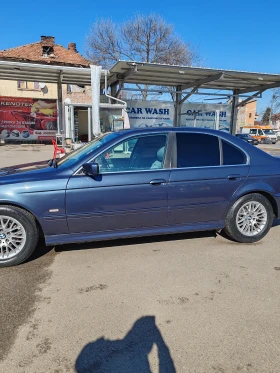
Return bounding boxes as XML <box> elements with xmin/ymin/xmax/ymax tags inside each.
<box><xmin>28</xmin><ymin>219</ymin><xmax>280</xmax><ymax>263</ymax></box>
<box><xmin>54</xmin><ymin>230</ymin><xmax>217</xmax><ymax>254</ymax></box>
<box><xmin>27</xmin><ymin>230</ymin><xmax>218</xmax><ymax>263</ymax></box>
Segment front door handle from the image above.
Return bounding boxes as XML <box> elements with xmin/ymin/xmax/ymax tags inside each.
<box><xmin>150</xmin><ymin>179</ymin><xmax>166</xmax><ymax>185</ymax></box>
<box><xmin>227</xmin><ymin>174</ymin><xmax>241</xmax><ymax>180</ymax></box>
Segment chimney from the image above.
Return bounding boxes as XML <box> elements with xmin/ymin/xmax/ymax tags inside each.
<box><xmin>68</xmin><ymin>43</ymin><xmax>77</xmax><ymax>53</ymax></box>
<box><xmin>41</xmin><ymin>36</ymin><xmax>55</xmax><ymax>47</ymax></box>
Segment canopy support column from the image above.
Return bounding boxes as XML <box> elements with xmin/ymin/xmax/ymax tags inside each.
<box><xmin>91</xmin><ymin>65</ymin><xmax>102</xmax><ymax>136</ymax></box>
<box><xmin>57</xmin><ymin>72</ymin><xmax>63</xmax><ymax>134</ymax></box>
<box><xmin>87</xmin><ymin>108</ymin><xmax>92</xmax><ymax>142</ymax></box>
<box><xmin>174</xmin><ymin>85</ymin><xmax>182</xmax><ymax>126</ymax></box>
<box><xmin>230</xmin><ymin>90</ymin><xmax>239</xmax><ymax>135</ymax></box>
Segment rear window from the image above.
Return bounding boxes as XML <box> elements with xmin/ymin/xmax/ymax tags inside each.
<box><xmin>176</xmin><ymin>133</ymin><xmax>220</xmax><ymax>168</ymax></box>
<box><xmin>222</xmin><ymin>140</ymin><xmax>247</xmax><ymax>165</ymax></box>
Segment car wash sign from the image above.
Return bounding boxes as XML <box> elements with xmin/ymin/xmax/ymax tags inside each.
<box><xmin>125</xmin><ymin>100</ymin><xmax>230</xmax><ymax>131</ymax></box>
<box><xmin>179</xmin><ymin>103</ymin><xmax>231</xmax><ymax>131</ymax></box>
<box><xmin>126</xmin><ymin>101</ymin><xmax>173</xmax><ymax>128</ymax></box>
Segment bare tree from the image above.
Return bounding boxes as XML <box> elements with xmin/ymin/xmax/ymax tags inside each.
<box><xmin>86</xmin><ymin>13</ymin><xmax>199</xmax><ymax>100</ymax></box>
<box><xmin>271</xmin><ymin>89</ymin><xmax>280</xmax><ymax>113</ymax></box>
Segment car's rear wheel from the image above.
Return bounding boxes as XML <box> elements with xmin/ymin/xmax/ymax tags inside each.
<box><xmin>0</xmin><ymin>206</ymin><xmax>39</xmax><ymax>267</ymax></box>
<box><xmin>223</xmin><ymin>193</ymin><xmax>274</xmax><ymax>243</ymax></box>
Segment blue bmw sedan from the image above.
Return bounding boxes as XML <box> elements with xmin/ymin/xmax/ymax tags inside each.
<box><xmin>0</xmin><ymin>127</ymin><xmax>280</xmax><ymax>267</ymax></box>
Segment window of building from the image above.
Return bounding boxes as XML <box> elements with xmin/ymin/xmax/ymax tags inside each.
<box><xmin>95</xmin><ymin>134</ymin><xmax>167</xmax><ymax>173</ymax></box>
<box><xmin>176</xmin><ymin>133</ymin><xmax>220</xmax><ymax>168</ymax></box>
<box><xmin>17</xmin><ymin>81</ymin><xmax>40</xmax><ymax>90</ymax></box>
<box><xmin>42</xmin><ymin>46</ymin><xmax>54</xmax><ymax>57</ymax></box>
<box><xmin>222</xmin><ymin>140</ymin><xmax>246</xmax><ymax>165</ymax></box>
<box><xmin>249</xmin><ymin>113</ymin><xmax>252</xmax><ymax>118</ymax></box>
<box><xmin>67</xmin><ymin>84</ymin><xmax>85</xmax><ymax>93</ymax></box>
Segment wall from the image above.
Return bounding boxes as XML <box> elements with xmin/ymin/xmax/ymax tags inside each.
<box><xmin>236</xmin><ymin>100</ymin><xmax>257</xmax><ymax>132</ymax></box>
<box><xmin>244</xmin><ymin>100</ymin><xmax>257</xmax><ymax>125</ymax></box>
<box><xmin>0</xmin><ymin>80</ymin><xmax>94</xmax><ymax>104</ymax></box>
<box><xmin>0</xmin><ymin>79</ymin><xmax>58</xmax><ymax>99</ymax></box>
<box><xmin>62</xmin><ymin>85</ymin><xmax>92</xmax><ymax>105</ymax></box>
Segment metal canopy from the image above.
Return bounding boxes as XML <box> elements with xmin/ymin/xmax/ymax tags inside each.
<box><xmin>109</xmin><ymin>61</ymin><xmax>280</xmax><ymax>93</ymax></box>
<box><xmin>0</xmin><ymin>60</ymin><xmax>94</xmax><ymax>86</ymax></box>
<box><xmin>2</xmin><ymin>59</ymin><xmax>280</xmax><ymax>136</ymax></box>
<box><xmin>1</xmin><ymin>59</ymin><xmax>280</xmax><ymax>94</ymax></box>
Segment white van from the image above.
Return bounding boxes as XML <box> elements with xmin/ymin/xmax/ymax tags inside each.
<box><xmin>242</xmin><ymin>126</ymin><xmax>277</xmax><ymax>144</ymax></box>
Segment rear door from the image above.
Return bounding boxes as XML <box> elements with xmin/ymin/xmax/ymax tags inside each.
<box><xmin>168</xmin><ymin>132</ymin><xmax>249</xmax><ymax>226</ymax></box>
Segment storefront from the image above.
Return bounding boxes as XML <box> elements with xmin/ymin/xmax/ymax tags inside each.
<box><xmin>64</xmin><ymin>98</ymin><xmax>129</xmax><ymax>143</ymax></box>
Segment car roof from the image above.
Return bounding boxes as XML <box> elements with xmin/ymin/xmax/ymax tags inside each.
<box><xmin>114</xmin><ymin>126</ymin><xmax>245</xmax><ymax>143</ymax></box>
<box><xmin>115</xmin><ymin>126</ymin><xmax>232</xmax><ymax>138</ymax></box>
<box><xmin>111</xmin><ymin>126</ymin><xmax>276</xmax><ymax>163</ymax></box>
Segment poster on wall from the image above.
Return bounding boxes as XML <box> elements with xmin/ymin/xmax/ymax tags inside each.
<box><xmin>125</xmin><ymin>100</ymin><xmax>231</xmax><ymax>131</ymax></box>
<box><xmin>0</xmin><ymin>97</ymin><xmax>58</xmax><ymax>141</ymax></box>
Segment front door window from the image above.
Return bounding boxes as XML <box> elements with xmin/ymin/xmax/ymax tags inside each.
<box><xmin>95</xmin><ymin>134</ymin><xmax>167</xmax><ymax>173</ymax></box>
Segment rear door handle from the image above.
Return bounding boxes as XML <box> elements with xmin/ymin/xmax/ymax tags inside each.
<box><xmin>150</xmin><ymin>179</ymin><xmax>166</xmax><ymax>185</ymax></box>
<box><xmin>227</xmin><ymin>174</ymin><xmax>241</xmax><ymax>180</ymax></box>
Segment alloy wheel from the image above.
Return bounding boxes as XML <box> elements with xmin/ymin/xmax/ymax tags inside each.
<box><xmin>236</xmin><ymin>201</ymin><xmax>267</xmax><ymax>237</ymax></box>
<box><xmin>0</xmin><ymin>215</ymin><xmax>27</xmax><ymax>260</ymax></box>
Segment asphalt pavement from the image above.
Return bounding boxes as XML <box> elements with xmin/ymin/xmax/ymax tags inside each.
<box><xmin>1</xmin><ymin>143</ymin><xmax>280</xmax><ymax>373</ymax></box>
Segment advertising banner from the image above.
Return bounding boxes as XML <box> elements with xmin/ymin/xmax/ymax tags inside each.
<box><xmin>126</xmin><ymin>100</ymin><xmax>174</xmax><ymax>128</ymax></box>
<box><xmin>125</xmin><ymin>100</ymin><xmax>231</xmax><ymax>131</ymax></box>
<box><xmin>180</xmin><ymin>102</ymin><xmax>231</xmax><ymax>131</ymax></box>
<box><xmin>0</xmin><ymin>97</ymin><xmax>58</xmax><ymax>141</ymax></box>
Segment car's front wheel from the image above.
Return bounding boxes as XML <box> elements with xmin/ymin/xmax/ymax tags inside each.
<box><xmin>223</xmin><ymin>193</ymin><xmax>274</xmax><ymax>243</ymax></box>
<box><xmin>0</xmin><ymin>205</ymin><xmax>39</xmax><ymax>267</ymax></box>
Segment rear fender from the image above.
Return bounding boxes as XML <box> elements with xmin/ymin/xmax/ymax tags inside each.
<box><xmin>225</xmin><ymin>180</ymin><xmax>279</xmax><ymax>218</ymax></box>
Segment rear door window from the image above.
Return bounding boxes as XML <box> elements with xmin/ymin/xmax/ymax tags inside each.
<box><xmin>222</xmin><ymin>140</ymin><xmax>247</xmax><ymax>165</ymax></box>
<box><xmin>176</xmin><ymin>133</ymin><xmax>220</xmax><ymax>168</ymax></box>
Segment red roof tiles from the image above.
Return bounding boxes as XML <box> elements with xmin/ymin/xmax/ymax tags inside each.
<box><xmin>0</xmin><ymin>37</ymin><xmax>91</xmax><ymax>68</ymax></box>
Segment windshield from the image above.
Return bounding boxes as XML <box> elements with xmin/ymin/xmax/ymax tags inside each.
<box><xmin>57</xmin><ymin>132</ymin><xmax>121</xmax><ymax>167</ymax></box>
<box><xmin>263</xmin><ymin>129</ymin><xmax>274</xmax><ymax>134</ymax></box>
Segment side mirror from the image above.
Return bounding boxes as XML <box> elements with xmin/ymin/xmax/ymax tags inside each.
<box><xmin>82</xmin><ymin>162</ymin><xmax>99</xmax><ymax>177</ymax></box>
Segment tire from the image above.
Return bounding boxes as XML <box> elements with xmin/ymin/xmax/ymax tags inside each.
<box><xmin>0</xmin><ymin>205</ymin><xmax>39</xmax><ymax>267</ymax></box>
<box><xmin>223</xmin><ymin>193</ymin><xmax>274</xmax><ymax>243</ymax></box>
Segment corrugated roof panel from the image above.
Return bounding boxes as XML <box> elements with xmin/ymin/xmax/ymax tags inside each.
<box><xmin>109</xmin><ymin>61</ymin><xmax>280</xmax><ymax>91</ymax></box>
<box><xmin>1</xmin><ymin>60</ymin><xmax>280</xmax><ymax>93</ymax></box>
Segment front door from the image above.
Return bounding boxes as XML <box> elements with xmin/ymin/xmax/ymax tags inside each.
<box><xmin>66</xmin><ymin>133</ymin><xmax>170</xmax><ymax>234</ymax></box>
<box><xmin>168</xmin><ymin>132</ymin><xmax>249</xmax><ymax>226</ymax></box>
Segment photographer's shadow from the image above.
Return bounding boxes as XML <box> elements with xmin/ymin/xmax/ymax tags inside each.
<box><xmin>75</xmin><ymin>316</ymin><xmax>176</xmax><ymax>373</ymax></box>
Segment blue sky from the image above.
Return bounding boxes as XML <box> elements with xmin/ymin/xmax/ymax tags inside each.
<box><xmin>1</xmin><ymin>0</ymin><xmax>279</xmax><ymax>115</ymax></box>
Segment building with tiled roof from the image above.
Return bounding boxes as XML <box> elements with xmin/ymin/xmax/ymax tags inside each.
<box><xmin>0</xmin><ymin>36</ymin><xmax>94</xmax><ymax>143</ymax></box>
<box><xmin>0</xmin><ymin>36</ymin><xmax>90</xmax><ymax>67</ymax></box>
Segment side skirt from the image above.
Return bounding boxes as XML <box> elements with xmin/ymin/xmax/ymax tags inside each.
<box><xmin>45</xmin><ymin>221</ymin><xmax>224</xmax><ymax>246</ymax></box>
